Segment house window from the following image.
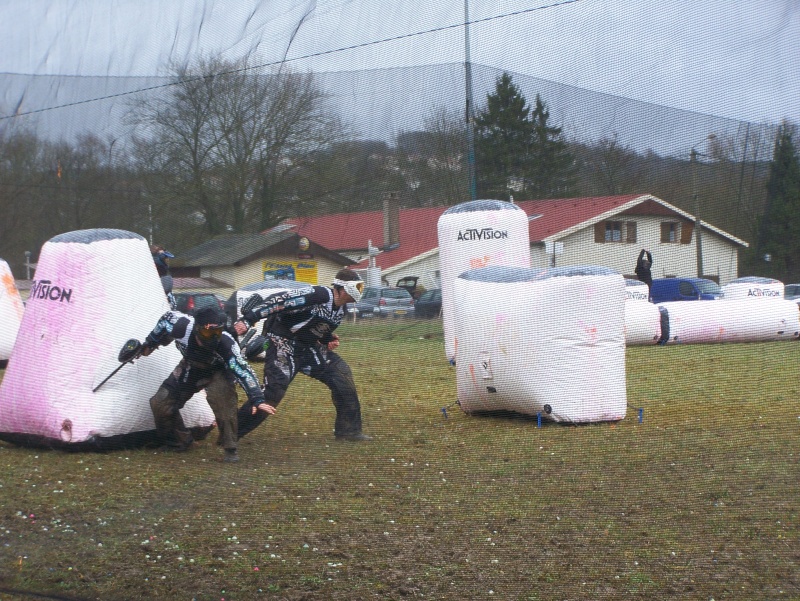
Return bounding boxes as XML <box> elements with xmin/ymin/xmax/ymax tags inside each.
<box><xmin>606</xmin><ymin>221</ymin><xmax>622</xmax><ymax>242</ymax></box>
<box><xmin>594</xmin><ymin>220</ymin><xmax>637</xmax><ymax>243</ymax></box>
<box><xmin>661</xmin><ymin>222</ymin><xmax>680</xmax><ymax>243</ymax></box>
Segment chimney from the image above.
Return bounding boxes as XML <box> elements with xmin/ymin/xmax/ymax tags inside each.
<box><xmin>382</xmin><ymin>191</ymin><xmax>400</xmax><ymax>248</ymax></box>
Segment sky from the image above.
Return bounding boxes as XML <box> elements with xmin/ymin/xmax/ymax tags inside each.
<box><xmin>0</xmin><ymin>0</ymin><xmax>797</xmax><ymax>129</ymax></box>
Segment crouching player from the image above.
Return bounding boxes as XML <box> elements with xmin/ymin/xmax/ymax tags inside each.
<box><xmin>142</xmin><ymin>305</ymin><xmax>275</xmax><ymax>462</ymax></box>
<box><xmin>233</xmin><ymin>268</ymin><xmax>372</xmax><ymax>442</ymax></box>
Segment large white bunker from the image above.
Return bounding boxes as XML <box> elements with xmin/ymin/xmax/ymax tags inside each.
<box><xmin>658</xmin><ymin>298</ymin><xmax>800</xmax><ymax>345</ymax></box>
<box><xmin>0</xmin><ymin>229</ymin><xmax>215</xmax><ymax>449</ymax></box>
<box><xmin>454</xmin><ymin>265</ymin><xmax>627</xmax><ymax>423</ymax></box>
<box><xmin>722</xmin><ymin>276</ymin><xmax>784</xmax><ymax>301</ymax></box>
<box><xmin>438</xmin><ymin>200</ymin><xmax>531</xmax><ymax>362</ymax></box>
<box><xmin>0</xmin><ymin>258</ymin><xmax>24</xmax><ymax>362</ymax></box>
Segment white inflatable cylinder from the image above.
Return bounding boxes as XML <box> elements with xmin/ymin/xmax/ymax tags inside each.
<box><xmin>625</xmin><ymin>279</ymin><xmax>650</xmax><ymax>301</ymax></box>
<box><xmin>0</xmin><ymin>259</ymin><xmax>24</xmax><ymax>362</ymax></box>
<box><xmin>438</xmin><ymin>200</ymin><xmax>531</xmax><ymax>362</ymax></box>
<box><xmin>659</xmin><ymin>298</ymin><xmax>800</xmax><ymax>345</ymax></box>
<box><xmin>0</xmin><ymin>229</ymin><xmax>215</xmax><ymax>448</ymax></box>
<box><xmin>625</xmin><ymin>300</ymin><xmax>664</xmax><ymax>346</ymax></box>
<box><xmin>722</xmin><ymin>276</ymin><xmax>784</xmax><ymax>301</ymax></box>
<box><xmin>454</xmin><ymin>266</ymin><xmax>627</xmax><ymax>423</ymax></box>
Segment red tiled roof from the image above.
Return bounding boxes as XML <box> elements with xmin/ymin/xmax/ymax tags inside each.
<box><xmin>283</xmin><ymin>194</ymin><xmax>683</xmax><ymax>271</ymax></box>
<box><xmin>515</xmin><ymin>194</ymin><xmax>643</xmax><ymax>241</ymax></box>
<box><xmin>286</xmin><ymin>206</ymin><xmax>451</xmax><ymax>270</ymax></box>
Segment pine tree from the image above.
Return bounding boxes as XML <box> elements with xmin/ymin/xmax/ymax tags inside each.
<box><xmin>758</xmin><ymin>123</ymin><xmax>800</xmax><ymax>280</ymax></box>
<box><xmin>473</xmin><ymin>73</ymin><xmax>575</xmax><ymax>200</ymax></box>
<box><xmin>473</xmin><ymin>72</ymin><xmax>533</xmax><ymax>199</ymax></box>
<box><xmin>528</xmin><ymin>94</ymin><xmax>577</xmax><ymax>198</ymax></box>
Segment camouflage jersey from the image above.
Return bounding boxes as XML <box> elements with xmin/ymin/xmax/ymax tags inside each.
<box><xmin>144</xmin><ymin>310</ymin><xmax>265</xmax><ymax>405</ymax></box>
<box><xmin>242</xmin><ymin>286</ymin><xmax>346</xmax><ymax>347</ymax></box>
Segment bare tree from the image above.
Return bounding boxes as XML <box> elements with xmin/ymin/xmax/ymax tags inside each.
<box><xmin>128</xmin><ymin>53</ymin><xmax>344</xmax><ymax>241</ymax></box>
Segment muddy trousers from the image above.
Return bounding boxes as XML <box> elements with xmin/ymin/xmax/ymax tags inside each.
<box><xmin>237</xmin><ymin>337</ymin><xmax>363</xmax><ymax>439</ymax></box>
<box><xmin>150</xmin><ymin>359</ymin><xmax>239</xmax><ymax>451</ymax></box>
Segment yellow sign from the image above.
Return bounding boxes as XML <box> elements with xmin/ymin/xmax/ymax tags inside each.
<box><xmin>263</xmin><ymin>260</ymin><xmax>318</xmax><ymax>285</ymax></box>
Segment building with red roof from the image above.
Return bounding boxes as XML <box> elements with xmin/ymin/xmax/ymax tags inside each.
<box><xmin>279</xmin><ymin>193</ymin><xmax>748</xmax><ymax>289</ymax></box>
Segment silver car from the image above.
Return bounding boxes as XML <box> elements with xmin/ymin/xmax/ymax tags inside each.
<box><xmin>353</xmin><ymin>286</ymin><xmax>415</xmax><ymax>318</ymax></box>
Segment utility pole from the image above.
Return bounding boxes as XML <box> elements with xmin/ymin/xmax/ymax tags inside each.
<box><xmin>464</xmin><ymin>0</ymin><xmax>477</xmax><ymax>201</ymax></box>
<box><xmin>691</xmin><ymin>148</ymin><xmax>703</xmax><ymax>278</ymax></box>
<box><xmin>690</xmin><ymin>134</ymin><xmax>716</xmax><ymax>278</ymax></box>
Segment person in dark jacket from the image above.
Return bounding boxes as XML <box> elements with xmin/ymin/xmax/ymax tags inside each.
<box><xmin>634</xmin><ymin>249</ymin><xmax>653</xmax><ymax>289</ymax></box>
<box><xmin>233</xmin><ymin>268</ymin><xmax>372</xmax><ymax>442</ymax></box>
<box><xmin>151</xmin><ymin>244</ymin><xmax>177</xmax><ymax>309</ymax></box>
<box><xmin>142</xmin><ymin>305</ymin><xmax>275</xmax><ymax>463</ymax></box>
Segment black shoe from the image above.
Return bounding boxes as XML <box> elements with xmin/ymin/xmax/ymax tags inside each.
<box><xmin>335</xmin><ymin>432</ymin><xmax>373</xmax><ymax>442</ymax></box>
<box><xmin>223</xmin><ymin>449</ymin><xmax>240</xmax><ymax>463</ymax></box>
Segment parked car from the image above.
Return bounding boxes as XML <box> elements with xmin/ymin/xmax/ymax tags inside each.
<box><xmin>650</xmin><ymin>277</ymin><xmax>723</xmax><ymax>303</ymax></box>
<box><xmin>395</xmin><ymin>276</ymin><xmax>426</xmax><ymax>300</ymax></box>
<box><xmin>353</xmin><ymin>286</ymin><xmax>415</xmax><ymax>318</ymax></box>
<box><xmin>173</xmin><ymin>291</ymin><xmax>226</xmax><ymax>315</ymax></box>
<box><xmin>414</xmin><ymin>288</ymin><xmax>442</xmax><ymax>318</ymax></box>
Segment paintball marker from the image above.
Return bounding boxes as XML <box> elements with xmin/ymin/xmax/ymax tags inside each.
<box><xmin>92</xmin><ymin>338</ymin><xmax>147</xmax><ymax>393</ymax></box>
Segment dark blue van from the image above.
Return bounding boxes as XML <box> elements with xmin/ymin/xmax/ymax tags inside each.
<box><xmin>650</xmin><ymin>277</ymin><xmax>723</xmax><ymax>303</ymax></box>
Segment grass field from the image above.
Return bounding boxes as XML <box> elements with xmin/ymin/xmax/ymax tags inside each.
<box><xmin>0</xmin><ymin>318</ymin><xmax>798</xmax><ymax>600</ymax></box>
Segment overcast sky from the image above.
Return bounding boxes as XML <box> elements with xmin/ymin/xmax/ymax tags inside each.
<box><xmin>0</xmin><ymin>0</ymin><xmax>797</xmax><ymax>125</ymax></box>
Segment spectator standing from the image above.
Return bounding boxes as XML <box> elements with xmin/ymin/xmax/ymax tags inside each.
<box><xmin>151</xmin><ymin>244</ymin><xmax>177</xmax><ymax>309</ymax></box>
<box><xmin>635</xmin><ymin>249</ymin><xmax>653</xmax><ymax>289</ymax></box>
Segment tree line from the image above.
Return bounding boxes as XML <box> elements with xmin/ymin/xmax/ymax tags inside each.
<box><xmin>1</xmin><ymin>57</ymin><xmax>796</xmax><ymax>280</ymax></box>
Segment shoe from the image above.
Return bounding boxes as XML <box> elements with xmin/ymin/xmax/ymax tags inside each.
<box><xmin>223</xmin><ymin>449</ymin><xmax>240</xmax><ymax>463</ymax></box>
<box><xmin>335</xmin><ymin>432</ymin><xmax>373</xmax><ymax>442</ymax></box>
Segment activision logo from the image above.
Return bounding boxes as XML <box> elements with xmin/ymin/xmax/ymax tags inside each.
<box><xmin>747</xmin><ymin>288</ymin><xmax>781</xmax><ymax>297</ymax></box>
<box><xmin>30</xmin><ymin>279</ymin><xmax>73</xmax><ymax>303</ymax></box>
<box><xmin>456</xmin><ymin>228</ymin><xmax>509</xmax><ymax>241</ymax></box>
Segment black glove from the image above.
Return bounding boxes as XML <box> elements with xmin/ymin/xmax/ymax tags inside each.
<box><xmin>241</xmin><ymin>311</ymin><xmax>258</xmax><ymax>328</ymax></box>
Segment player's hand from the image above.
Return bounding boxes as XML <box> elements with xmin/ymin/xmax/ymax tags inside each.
<box><xmin>327</xmin><ymin>334</ymin><xmax>340</xmax><ymax>351</ymax></box>
<box><xmin>251</xmin><ymin>402</ymin><xmax>277</xmax><ymax>416</ymax></box>
<box><xmin>234</xmin><ymin>320</ymin><xmax>249</xmax><ymax>336</ymax></box>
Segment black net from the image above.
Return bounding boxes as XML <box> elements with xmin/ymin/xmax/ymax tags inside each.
<box><xmin>0</xmin><ymin>2</ymin><xmax>798</xmax><ymax>599</ymax></box>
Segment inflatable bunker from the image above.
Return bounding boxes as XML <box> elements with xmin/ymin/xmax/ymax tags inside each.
<box><xmin>438</xmin><ymin>199</ymin><xmax>531</xmax><ymax>363</ymax></box>
<box><xmin>454</xmin><ymin>265</ymin><xmax>627</xmax><ymax>423</ymax></box>
<box><xmin>0</xmin><ymin>258</ymin><xmax>24</xmax><ymax>364</ymax></box>
<box><xmin>0</xmin><ymin>229</ymin><xmax>215</xmax><ymax>449</ymax></box>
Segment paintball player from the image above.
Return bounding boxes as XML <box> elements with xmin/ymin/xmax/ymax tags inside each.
<box><xmin>233</xmin><ymin>268</ymin><xmax>372</xmax><ymax>442</ymax></box>
<box><xmin>142</xmin><ymin>305</ymin><xmax>275</xmax><ymax>463</ymax></box>
<box><xmin>151</xmin><ymin>244</ymin><xmax>177</xmax><ymax>309</ymax></box>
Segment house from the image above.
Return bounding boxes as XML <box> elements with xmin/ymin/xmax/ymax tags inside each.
<box><xmin>169</xmin><ymin>226</ymin><xmax>354</xmax><ymax>295</ymax></box>
<box><xmin>282</xmin><ymin>194</ymin><xmax>748</xmax><ymax>288</ymax></box>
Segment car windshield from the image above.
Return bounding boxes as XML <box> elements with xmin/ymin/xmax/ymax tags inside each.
<box><xmin>384</xmin><ymin>289</ymin><xmax>410</xmax><ymax>299</ymax></box>
<box><xmin>696</xmin><ymin>280</ymin><xmax>722</xmax><ymax>295</ymax></box>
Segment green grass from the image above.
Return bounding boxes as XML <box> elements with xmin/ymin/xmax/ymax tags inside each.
<box><xmin>0</xmin><ymin>318</ymin><xmax>798</xmax><ymax>600</ymax></box>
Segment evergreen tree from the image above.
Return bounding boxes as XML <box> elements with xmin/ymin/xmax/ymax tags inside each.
<box><xmin>528</xmin><ymin>93</ymin><xmax>577</xmax><ymax>198</ymax></box>
<box><xmin>473</xmin><ymin>73</ymin><xmax>575</xmax><ymax>200</ymax></box>
<box><xmin>757</xmin><ymin>123</ymin><xmax>800</xmax><ymax>280</ymax></box>
<box><xmin>473</xmin><ymin>72</ymin><xmax>534</xmax><ymax>199</ymax></box>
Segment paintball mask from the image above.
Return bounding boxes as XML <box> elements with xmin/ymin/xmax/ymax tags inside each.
<box><xmin>194</xmin><ymin>306</ymin><xmax>226</xmax><ymax>345</ymax></box>
<box><xmin>333</xmin><ymin>277</ymin><xmax>365</xmax><ymax>303</ymax></box>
